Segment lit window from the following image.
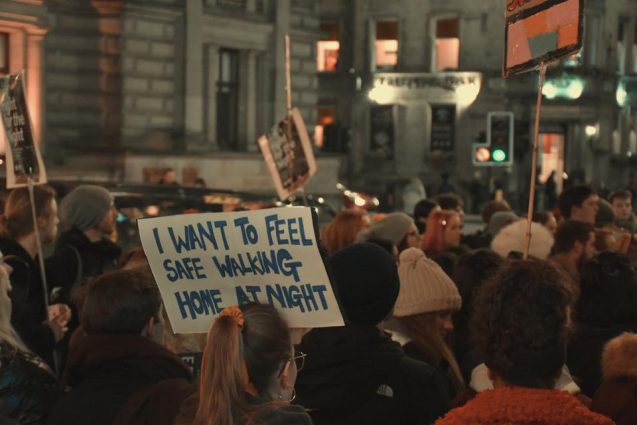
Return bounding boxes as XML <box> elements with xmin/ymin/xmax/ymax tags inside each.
<box><xmin>434</xmin><ymin>18</ymin><xmax>459</xmax><ymax>71</ymax></box>
<box><xmin>0</xmin><ymin>33</ymin><xmax>8</xmax><ymax>74</ymax></box>
<box><xmin>317</xmin><ymin>23</ymin><xmax>339</xmax><ymax>72</ymax></box>
<box><xmin>375</xmin><ymin>21</ymin><xmax>398</xmax><ymax>70</ymax></box>
<box><xmin>314</xmin><ymin>107</ymin><xmax>336</xmax><ymax>148</ymax></box>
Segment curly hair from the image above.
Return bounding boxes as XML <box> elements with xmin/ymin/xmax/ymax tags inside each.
<box><xmin>576</xmin><ymin>252</ymin><xmax>637</xmax><ymax>328</ymax></box>
<box><xmin>471</xmin><ymin>259</ymin><xmax>571</xmax><ymax>389</ymax></box>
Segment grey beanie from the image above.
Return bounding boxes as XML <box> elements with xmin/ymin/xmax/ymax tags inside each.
<box><xmin>488</xmin><ymin>211</ymin><xmax>519</xmax><ymax>236</ymax></box>
<box><xmin>357</xmin><ymin>212</ymin><xmax>414</xmax><ymax>246</ymax></box>
<box><xmin>60</xmin><ymin>185</ymin><xmax>113</xmax><ymax>231</ymax></box>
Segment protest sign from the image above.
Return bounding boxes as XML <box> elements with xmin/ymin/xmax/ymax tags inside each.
<box><xmin>138</xmin><ymin>207</ymin><xmax>344</xmax><ymax>334</ymax></box>
<box><xmin>504</xmin><ymin>0</ymin><xmax>583</xmax><ymax>77</ymax></box>
<box><xmin>258</xmin><ymin>108</ymin><xmax>317</xmax><ymax>201</ymax></box>
<box><xmin>0</xmin><ymin>71</ymin><xmax>47</xmax><ymax>188</ymax></box>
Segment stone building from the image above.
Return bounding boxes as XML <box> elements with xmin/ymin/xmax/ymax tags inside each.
<box><xmin>0</xmin><ymin>0</ymin><xmax>339</xmax><ymax>195</ymax></box>
<box><xmin>316</xmin><ymin>0</ymin><xmax>637</xmax><ymax>211</ymax></box>
<box><xmin>0</xmin><ymin>0</ymin><xmax>635</xmax><ymax>208</ymax></box>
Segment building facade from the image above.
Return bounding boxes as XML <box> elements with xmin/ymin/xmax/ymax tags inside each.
<box><xmin>0</xmin><ymin>0</ymin><xmax>340</xmax><ymax>195</ymax></box>
<box><xmin>0</xmin><ymin>0</ymin><xmax>635</xmax><ymax>207</ymax></box>
<box><xmin>317</xmin><ymin>0</ymin><xmax>637</xmax><ymax>211</ymax></box>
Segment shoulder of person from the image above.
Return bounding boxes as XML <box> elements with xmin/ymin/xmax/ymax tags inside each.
<box><xmin>258</xmin><ymin>404</ymin><xmax>313</xmax><ymax>425</ymax></box>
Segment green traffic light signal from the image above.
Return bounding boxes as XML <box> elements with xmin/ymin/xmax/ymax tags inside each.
<box><xmin>492</xmin><ymin>149</ymin><xmax>507</xmax><ymax>162</ymax></box>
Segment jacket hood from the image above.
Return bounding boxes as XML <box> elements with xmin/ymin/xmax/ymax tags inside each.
<box><xmin>491</xmin><ymin>220</ymin><xmax>554</xmax><ymax>259</ymax></box>
<box><xmin>295</xmin><ymin>325</ymin><xmax>404</xmax><ymax>414</ymax></box>
<box><xmin>602</xmin><ymin>332</ymin><xmax>637</xmax><ymax>380</ymax></box>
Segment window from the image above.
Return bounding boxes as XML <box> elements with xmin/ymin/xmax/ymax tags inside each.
<box><xmin>216</xmin><ymin>49</ymin><xmax>239</xmax><ymax>150</ymax></box>
<box><xmin>317</xmin><ymin>23</ymin><xmax>339</xmax><ymax>72</ymax></box>
<box><xmin>633</xmin><ymin>19</ymin><xmax>637</xmax><ymax>73</ymax></box>
<box><xmin>375</xmin><ymin>21</ymin><xmax>398</xmax><ymax>70</ymax></box>
<box><xmin>434</xmin><ymin>18</ymin><xmax>459</xmax><ymax>71</ymax></box>
<box><xmin>0</xmin><ymin>33</ymin><xmax>8</xmax><ymax>74</ymax></box>
<box><xmin>314</xmin><ymin>107</ymin><xmax>336</xmax><ymax>148</ymax></box>
<box><xmin>584</xmin><ymin>14</ymin><xmax>599</xmax><ymax>67</ymax></box>
<box><xmin>618</xmin><ymin>18</ymin><xmax>629</xmax><ymax>74</ymax></box>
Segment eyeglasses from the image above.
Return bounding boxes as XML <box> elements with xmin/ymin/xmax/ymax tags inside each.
<box><xmin>293</xmin><ymin>350</ymin><xmax>306</xmax><ymax>371</ymax></box>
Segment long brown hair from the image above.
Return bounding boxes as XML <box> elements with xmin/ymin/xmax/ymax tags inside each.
<box><xmin>398</xmin><ymin>313</ymin><xmax>464</xmax><ymax>390</ymax></box>
<box><xmin>194</xmin><ymin>303</ymin><xmax>292</xmax><ymax>425</ymax></box>
<box><xmin>0</xmin><ymin>185</ymin><xmax>56</xmax><ymax>239</ymax></box>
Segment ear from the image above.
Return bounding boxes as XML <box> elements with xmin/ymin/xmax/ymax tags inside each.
<box><xmin>36</xmin><ymin>215</ymin><xmax>47</xmax><ymax>229</ymax></box>
<box><xmin>144</xmin><ymin>317</ymin><xmax>155</xmax><ymax>337</ymax></box>
<box><xmin>278</xmin><ymin>360</ymin><xmax>291</xmax><ymax>390</ymax></box>
<box><xmin>573</xmin><ymin>240</ymin><xmax>583</xmax><ymax>256</ymax></box>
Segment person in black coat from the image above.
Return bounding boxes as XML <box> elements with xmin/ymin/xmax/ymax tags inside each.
<box><xmin>0</xmin><ymin>186</ymin><xmax>69</xmax><ymax>367</ymax></box>
<box><xmin>45</xmin><ymin>185</ymin><xmax>121</xmax><ymax>305</ymax></box>
<box><xmin>567</xmin><ymin>251</ymin><xmax>637</xmax><ymax>397</ymax></box>
<box><xmin>295</xmin><ymin>243</ymin><xmax>450</xmax><ymax>425</ymax></box>
<box><xmin>46</xmin><ymin>269</ymin><xmax>193</xmax><ymax>425</ymax></box>
<box><xmin>0</xmin><ymin>260</ymin><xmax>62</xmax><ymax>425</ymax></box>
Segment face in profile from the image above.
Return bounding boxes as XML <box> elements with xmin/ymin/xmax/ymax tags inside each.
<box><xmin>443</xmin><ymin>214</ymin><xmax>462</xmax><ymax>248</ymax></box>
<box><xmin>97</xmin><ymin>204</ymin><xmax>118</xmax><ymax>236</ymax></box>
<box><xmin>573</xmin><ymin>194</ymin><xmax>599</xmax><ymax>225</ymax></box>
<box><xmin>40</xmin><ymin>199</ymin><xmax>59</xmax><ymax>244</ymax></box>
<box><xmin>612</xmin><ymin>197</ymin><xmax>632</xmax><ymax>221</ymax></box>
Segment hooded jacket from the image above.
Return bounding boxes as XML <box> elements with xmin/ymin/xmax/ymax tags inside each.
<box><xmin>592</xmin><ymin>332</ymin><xmax>637</xmax><ymax>425</ymax></box>
<box><xmin>295</xmin><ymin>325</ymin><xmax>450</xmax><ymax>425</ymax></box>
<box><xmin>436</xmin><ymin>387</ymin><xmax>614</xmax><ymax>425</ymax></box>
<box><xmin>46</xmin><ymin>334</ymin><xmax>192</xmax><ymax>425</ymax></box>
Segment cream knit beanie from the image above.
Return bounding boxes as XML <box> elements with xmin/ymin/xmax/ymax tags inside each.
<box><xmin>394</xmin><ymin>248</ymin><xmax>461</xmax><ymax>317</ymax></box>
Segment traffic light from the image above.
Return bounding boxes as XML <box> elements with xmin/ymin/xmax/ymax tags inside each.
<box><xmin>472</xmin><ymin>112</ymin><xmax>514</xmax><ymax>166</ymax></box>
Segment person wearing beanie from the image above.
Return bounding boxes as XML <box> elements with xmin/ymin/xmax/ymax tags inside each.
<box><xmin>356</xmin><ymin>212</ymin><xmax>419</xmax><ymax>253</ymax></box>
<box><xmin>386</xmin><ymin>248</ymin><xmax>463</xmax><ymax>401</ymax></box>
<box><xmin>45</xmin><ymin>185</ymin><xmax>122</xmax><ymax>355</ymax></box>
<box><xmin>295</xmin><ymin>243</ymin><xmax>450</xmax><ymax>425</ymax></box>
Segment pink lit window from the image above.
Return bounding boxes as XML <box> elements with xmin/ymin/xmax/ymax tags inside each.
<box><xmin>435</xmin><ymin>18</ymin><xmax>459</xmax><ymax>71</ymax></box>
<box><xmin>375</xmin><ymin>21</ymin><xmax>398</xmax><ymax>69</ymax></box>
<box><xmin>317</xmin><ymin>23</ymin><xmax>339</xmax><ymax>72</ymax></box>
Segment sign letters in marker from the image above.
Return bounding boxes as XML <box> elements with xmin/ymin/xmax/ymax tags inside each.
<box><xmin>139</xmin><ymin>207</ymin><xmax>344</xmax><ymax>334</ymax></box>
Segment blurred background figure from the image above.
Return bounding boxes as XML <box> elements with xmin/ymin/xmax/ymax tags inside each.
<box><xmin>413</xmin><ymin>199</ymin><xmax>440</xmax><ymax>234</ymax></box>
<box><xmin>421</xmin><ymin>210</ymin><xmax>462</xmax><ymax>257</ymax></box>
<box><xmin>357</xmin><ymin>212</ymin><xmax>419</xmax><ymax>254</ymax></box>
<box><xmin>321</xmin><ymin>209</ymin><xmax>370</xmax><ymax>255</ymax></box>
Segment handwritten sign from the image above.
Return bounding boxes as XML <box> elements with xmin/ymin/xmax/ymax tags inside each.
<box><xmin>139</xmin><ymin>207</ymin><xmax>344</xmax><ymax>333</ymax></box>
<box><xmin>504</xmin><ymin>0</ymin><xmax>583</xmax><ymax>77</ymax></box>
<box><xmin>258</xmin><ymin>108</ymin><xmax>317</xmax><ymax>201</ymax></box>
<box><xmin>0</xmin><ymin>71</ymin><xmax>47</xmax><ymax>188</ymax></box>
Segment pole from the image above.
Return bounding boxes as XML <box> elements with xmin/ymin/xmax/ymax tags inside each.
<box><xmin>284</xmin><ymin>34</ymin><xmax>295</xmax><ymax>204</ymax></box>
<box><xmin>524</xmin><ymin>63</ymin><xmax>547</xmax><ymax>260</ymax></box>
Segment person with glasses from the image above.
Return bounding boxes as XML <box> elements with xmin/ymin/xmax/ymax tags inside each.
<box><xmin>178</xmin><ymin>303</ymin><xmax>312</xmax><ymax>425</ymax></box>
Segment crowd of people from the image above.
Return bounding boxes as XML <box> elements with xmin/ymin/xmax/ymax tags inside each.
<box><xmin>0</xmin><ymin>182</ymin><xmax>636</xmax><ymax>424</ymax></box>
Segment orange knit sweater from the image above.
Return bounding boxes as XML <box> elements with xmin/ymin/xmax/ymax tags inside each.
<box><xmin>436</xmin><ymin>387</ymin><xmax>615</xmax><ymax>425</ymax></box>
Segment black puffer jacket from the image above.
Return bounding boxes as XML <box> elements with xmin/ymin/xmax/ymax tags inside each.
<box><xmin>0</xmin><ymin>342</ymin><xmax>62</xmax><ymax>425</ymax></box>
<box><xmin>295</xmin><ymin>325</ymin><xmax>450</xmax><ymax>425</ymax></box>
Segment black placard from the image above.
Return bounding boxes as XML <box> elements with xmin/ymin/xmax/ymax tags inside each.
<box><xmin>430</xmin><ymin>105</ymin><xmax>455</xmax><ymax>152</ymax></box>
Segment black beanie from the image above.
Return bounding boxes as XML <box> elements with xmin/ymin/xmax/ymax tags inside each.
<box><xmin>329</xmin><ymin>243</ymin><xmax>400</xmax><ymax>325</ymax></box>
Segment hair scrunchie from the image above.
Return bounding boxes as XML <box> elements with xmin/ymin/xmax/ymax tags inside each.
<box><xmin>219</xmin><ymin>305</ymin><xmax>245</xmax><ymax>328</ymax></box>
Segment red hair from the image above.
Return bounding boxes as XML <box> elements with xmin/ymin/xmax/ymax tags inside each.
<box><xmin>321</xmin><ymin>209</ymin><xmax>369</xmax><ymax>255</ymax></box>
<box><xmin>421</xmin><ymin>210</ymin><xmax>460</xmax><ymax>255</ymax></box>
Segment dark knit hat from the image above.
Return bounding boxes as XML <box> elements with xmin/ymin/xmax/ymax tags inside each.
<box><xmin>329</xmin><ymin>243</ymin><xmax>400</xmax><ymax>325</ymax></box>
<box><xmin>59</xmin><ymin>185</ymin><xmax>113</xmax><ymax>231</ymax></box>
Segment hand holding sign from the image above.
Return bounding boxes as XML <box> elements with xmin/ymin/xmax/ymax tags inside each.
<box><xmin>139</xmin><ymin>207</ymin><xmax>343</xmax><ymax>334</ymax></box>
